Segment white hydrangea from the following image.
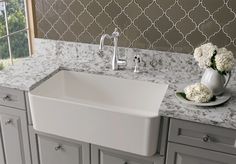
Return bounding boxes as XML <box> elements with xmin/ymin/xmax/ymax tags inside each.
<box><xmin>184</xmin><ymin>83</ymin><xmax>213</xmax><ymax>103</ymax></box>
<box><xmin>215</xmin><ymin>48</ymin><xmax>235</xmax><ymax>72</ymax></box>
<box><xmin>194</xmin><ymin>43</ymin><xmax>218</xmax><ymax>69</ymax></box>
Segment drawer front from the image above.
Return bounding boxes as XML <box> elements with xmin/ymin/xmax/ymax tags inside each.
<box><xmin>0</xmin><ymin>87</ymin><xmax>25</xmax><ymax>110</ymax></box>
<box><xmin>38</xmin><ymin>135</ymin><xmax>84</xmax><ymax>164</ymax></box>
<box><xmin>169</xmin><ymin>119</ymin><xmax>236</xmax><ymax>155</ymax></box>
<box><xmin>166</xmin><ymin>143</ymin><xmax>236</xmax><ymax>164</ymax></box>
<box><xmin>91</xmin><ymin>145</ymin><xmax>164</xmax><ymax>164</ymax></box>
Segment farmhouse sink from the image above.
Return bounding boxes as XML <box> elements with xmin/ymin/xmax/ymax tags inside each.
<box><xmin>29</xmin><ymin>70</ymin><xmax>168</xmax><ymax>156</ymax></box>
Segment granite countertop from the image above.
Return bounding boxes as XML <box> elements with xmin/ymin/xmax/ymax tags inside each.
<box><xmin>0</xmin><ymin>39</ymin><xmax>235</xmax><ymax>130</ymax></box>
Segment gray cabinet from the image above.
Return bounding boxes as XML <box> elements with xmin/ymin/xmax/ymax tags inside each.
<box><xmin>166</xmin><ymin>143</ymin><xmax>236</xmax><ymax>164</ymax></box>
<box><xmin>91</xmin><ymin>145</ymin><xmax>164</xmax><ymax>164</ymax></box>
<box><xmin>29</xmin><ymin>127</ymin><xmax>90</xmax><ymax>164</ymax></box>
<box><xmin>0</xmin><ymin>106</ymin><xmax>31</xmax><ymax>164</ymax></box>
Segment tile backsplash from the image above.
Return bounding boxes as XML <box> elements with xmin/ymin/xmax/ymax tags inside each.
<box><xmin>35</xmin><ymin>0</ymin><xmax>236</xmax><ymax>54</ymax></box>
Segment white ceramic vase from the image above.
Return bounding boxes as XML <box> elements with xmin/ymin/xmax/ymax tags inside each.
<box><xmin>201</xmin><ymin>68</ymin><xmax>231</xmax><ymax>96</ymax></box>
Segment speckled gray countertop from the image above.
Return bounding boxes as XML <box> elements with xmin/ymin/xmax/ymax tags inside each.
<box><xmin>0</xmin><ymin>39</ymin><xmax>235</xmax><ymax>130</ymax></box>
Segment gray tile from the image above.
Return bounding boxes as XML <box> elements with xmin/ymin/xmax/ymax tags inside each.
<box><xmin>124</xmin><ymin>2</ymin><xmax>142</xmax><ymax>20</ymax></box>
<box><xmin>176</xmin><ymin>16</ymin><xmax>196</xmax><ymax>35</ymax></box>
<box><xmin>105</xmin><ymin>1</ymin><xmax>121</xmax><ymax>19</ymax></box>
<box><xmin>210</xmin><ymin>30</ymin><xmax>231</xmax><ymax>47</ymax></box>
<box><xmin>155</xmin><ymin>15</ymin><xmax>173</xmax><ymax>33</ymax></box>
<box><xmin>189</xmin><ymin>4</ymin><xmax>209</xmax><ymax>24</ymax></box>
<box><xmin>135</xmin><ymin>0</ymin><xmax>153</xmax><ymax>10</ymax></box>
<box><xmin>164</xmin><ymin>27</ymin><xmax>183</xmax><ymax>45</ymax></box>
<box><xmin>145</xmin><ymin>2</ymin><xmax>163</xmax><ymax>22</ymax></box>
<box><xmin>200</xmin><ymin>17</ymin><xmax>220</xmax><ymax>37</ymax></box>
<box><xmin>69</xmin><ymin>0</ymin><xmax>84</xmax><ymax>16</ymax></box>
<box><xmin>213</xmin><ymin>5</ymin><xmax>235</xmax><ymax>26</ymax></box>
<box><xmin>133</xmin><ymin>36</ymin><xmax>150</xmax><ymax>49</ymax></box>
<box><xmin>179</xmin><ymin>0</ymin><xmax>199</xmax><ymax>12</ymax></box>
<box><xmin>53</xmin><ymin>18</ymin><xmax>68</xmax><ymax>35</ymax></box>
<box><xmin>202</xmin><ymin>0</ymin><xmax>224</xmax><ymax>13</ymax></box>
<box><xmin>114</xmin><ymin>13</ymin><xmax>131</xmax><ymax>30</ymax></box>
<box><xmin>144</xmin><ymin>25</ymin><xmax>161</xmax><ymax>43</ymax></box>
<box><xmin>186</xmin><ymin>29</ymin><xmax>206</xmax><ymax>47</ymax></box>
<box><xmin>157</xmin><ymin>0</ymin><xmax>175</xmax><ymax>10</ymax></box>
<box><xmin>115</xmin><ymin>0</ymin><xmax>132</xmax><ymax>9</ymax></box>
<box><xmin>153</xmin><ymin>37</ymin><xmax>171</xmax><ymax>51</ymax></box>
<box><xmin>87</xmin><ymin>0</ymin><xmax>102</xmax><ymax>18</ymax></box>
<box><xmin>134</xmin><ymin>14</ymin><xmax>152</xmax><ymax>32</ymax></box>
<box><xmin>96</xmin><ymin>12</ymin><xmax>112</xmax><ymax>29</ymax></box>
<box><xmin>124</xmin><ymin>25</ymin><xmax>141</xmax><ymax>42</ymax></box>
<box><xmin>47</xmin><ymin>28</ymin><xmax>60</xmax><ymax>40</ymax></box>
<box><xmin>78</xmin><ymin>11</ymin><xmax>94</xmax><ymax>27</ymax></box>
<box><xmin>228</xmin><ymin>0</ymin><xmax>236</xmax><ymax>13</ymax></box>
<box><xmin>166</xmin><ymin>3</ymin><xmax>185</xmax><ymax>23</ymax></box>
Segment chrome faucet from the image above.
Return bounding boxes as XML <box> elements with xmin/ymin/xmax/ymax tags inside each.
<box><xmin>98</xmin><ymin>28</ymin><xmax>127</xmax><ymax>70</ymax></box>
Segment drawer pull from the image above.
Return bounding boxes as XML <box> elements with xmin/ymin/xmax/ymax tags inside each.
<box><xmin>55</xmin><ymin>144</ymin><xmax>63</xmax><ymax>151</ymax></box>
<box><xmin>2</xmin><ymin>95</ymin><xmax>12</xmax><ymax>102</ymax></box>
<box><xmin>202</xmin><ymin>135</ymin><xmax>210</xmax><ymax>142</ymax></box>
<box><xmin>5</xmin><ymin>119</ymin><xmax>13</xmax><ymax>125</ymax></box>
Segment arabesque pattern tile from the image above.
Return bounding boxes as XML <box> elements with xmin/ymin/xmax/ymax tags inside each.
<box><xmin>35</xmin><ymin>0</ymin><xmax>236</xmax><ymax>54</ymax></box>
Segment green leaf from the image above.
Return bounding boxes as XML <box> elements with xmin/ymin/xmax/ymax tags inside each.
<box><xmin>210</xmin><ymin>95</ymin><xmax>216</xmax><ymax>101</ymax></box>
<box><xmin>176</xmin><ymin>92</ymin><xmax>190</xmax><ymax>101</ymax></box>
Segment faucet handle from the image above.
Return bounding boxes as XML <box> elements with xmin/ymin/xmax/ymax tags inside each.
<box><xmin>112</xmin><ymin>28</ymin><xmax>119</xmax><ymax>37</ymax></box>
<box><xmin>133</xmin><ymin>55</ymin><xmax>141</xmax><ymax>73</ymax></box>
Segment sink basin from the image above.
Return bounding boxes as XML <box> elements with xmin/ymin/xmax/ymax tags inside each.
<box><xmin>29</xmin><ymin>70</ymin><xmax>168</xmax><ymax>156</ymax></box>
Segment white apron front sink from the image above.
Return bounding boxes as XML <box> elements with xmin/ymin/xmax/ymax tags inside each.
<box><xmin>29</xmin><ymin>70</ymin><xmax>168</xmax><ymax>156</ymax></box>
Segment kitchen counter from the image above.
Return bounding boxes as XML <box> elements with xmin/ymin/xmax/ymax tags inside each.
<box><xmin>0</xmin><ymin>39</ymin><xmax>235</xmax><ymax>129</ymax></box>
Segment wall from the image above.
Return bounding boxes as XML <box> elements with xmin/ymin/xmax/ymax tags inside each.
<box><xmin>35</xmin><ymin>0</ymin><xmax>236</xmax><ymax>54</ymax></box>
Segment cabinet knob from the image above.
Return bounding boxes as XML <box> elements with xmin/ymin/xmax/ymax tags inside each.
<box><xmin>5</xmin><ymin>119</ymin><xmax>13</xmax><ymax>125</ymax></box>
<box><xmin>2</xmin><ymin>95</ymin><xmax>12</xmax><ymax>102</ymax></box>
<box><xmin>55</xmin><ymin>144</ymin><xmax>63</xmax><ymax>151</ymax></box>
<box><xmin>202</xmin><ymin>135</ymin><xmax>210</xmax><ymax>142</ymax></box>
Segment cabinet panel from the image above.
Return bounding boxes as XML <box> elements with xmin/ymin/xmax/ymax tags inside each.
<box><xmin>0</xmin><ymin>115</ymin><xmax>24</xmax><ymax>164</ymax></box>
<box><xmin>91</xmin><ymin>145</ymin><xmax>164</xmax><ymax>164</ymax></box>
<box><xmin>166</xmin><ymin>143</ymin><xmax>236</xmax><ymax>164</ymax></box>
<box><xmin>0</xmin><ymin>106</ymin><xmax>31</xmax><ymax>164</ymax></box>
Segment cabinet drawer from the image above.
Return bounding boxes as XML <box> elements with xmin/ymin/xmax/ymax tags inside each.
<box><xmin>169</xmin><ymin>119</ymin><xmax>236</xmax><ymax>155</ymax></box>
<box><xmin>37</xmin><ymin>135</ymin><xmax>88</xmax><ymax>164</ymax></box>
<box><xmin>166</xmin><ymin>143</ymin><xmax>236</xmax><ymax>164</ymax></box>
<box><xmin>91</xmin><ymin>145</ymin><xmax>164</xmax><ymax>164</ymax></box>
<box><xmin>0</xmin><ymin>87</ymin><xmax>25</xmax><ymax>110</ymax></box>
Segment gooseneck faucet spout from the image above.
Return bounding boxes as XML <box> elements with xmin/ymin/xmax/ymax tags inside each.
<box><xmin>98</xmin><ymin>34</ymin><xmax>111</xmax><ymax>53</ymax></box>
<box><xmin>98</xmin><ymin>28</ymin><xmax>127</xmax><ymax>71</ymax></box>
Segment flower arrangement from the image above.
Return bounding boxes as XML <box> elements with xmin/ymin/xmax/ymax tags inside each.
<box><xmin>184</xmin><ymin>83</ymin><xmax>214</xmax><ymax>103</ymax></box>
<box><xmin>176</xmin><ymin>43</ymin><xmax>235</xmax><ymax>104</ymax></box>
<box><xmin>194</xmin><ymin>43</ymin><xmax>235</xmax><ymax>75</ymax></box>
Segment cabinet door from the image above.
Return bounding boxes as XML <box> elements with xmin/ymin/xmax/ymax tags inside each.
<box><xmin>91</xmin><ymin>145</ymin><xmax>164</xmax><ymax>164</ymax></box>
<box><xmin>166</xmin><ymin>143</ymin><xmax>236</xmax><ymax>164</ymax></box>
<box><xmin>37</xmin><ymin>135</ymin><xmax>89</xmax><ymax>164</ymax></box>
<box><xmin>0</xmin><ymin>107</ymin><xmax>31</xmax><ymax>164</ymax></box>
